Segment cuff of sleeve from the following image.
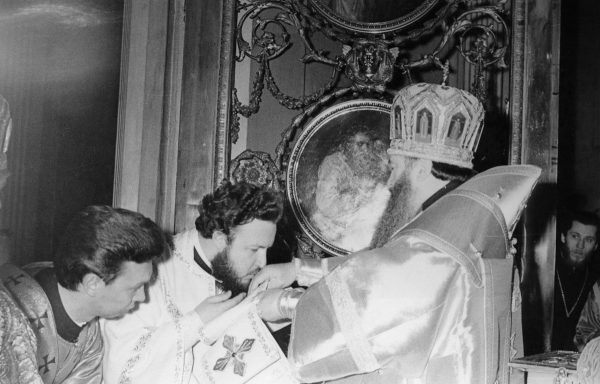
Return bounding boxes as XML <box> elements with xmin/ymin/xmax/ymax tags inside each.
<box><xmin>295</xmin><ymin>258</ymin><xmax>328</xmax><ymax>287</ymax></box>
<box><xmin>278</xmin><ymin>288</ymin><xmax>305</xmax><ymax>319</ymax></box>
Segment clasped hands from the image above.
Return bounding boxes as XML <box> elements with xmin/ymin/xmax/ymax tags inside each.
<box><xmin>192</xmin><ymin>261</ymin><xmax>297</xmax><ymax>338</ymax></box>
<box><xmin>191</xmin><ymin>235</ymin><xmax>518</xmax><ymax>344</ymax></box>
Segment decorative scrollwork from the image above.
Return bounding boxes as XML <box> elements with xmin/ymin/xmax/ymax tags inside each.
<box><xmin>343</xmin><ymin>41</ymin><xmax>399</xmax><ymax>92</ymax></box>
<box><xmin>454</xmin><ymin>5</ymin><xmax>510</xmax><ymax>102</ymax></box>
<box><xmin>232</xmin><ymin>0</ymin><xmax>346</xmax><ymax>142</ymax></box>
<box><xmin>236</xmin><ymin>3</ymin><xmax>292</xmax><ymax>62</ymax></box>
<box><xmin>232</xmin><ymin>0</ymin><xmax>510</xmax><ymax>152</ymax></box>
<box><xmin>399</xmin><ymin>3</ymin><xmax>510</xmax><ymax>103</ymax></box>
<box><xmin>231</xmin><ymin>58</ymin><xmax>266</xmax><ymax>143</ymax></box>
<box><xmin>231</xmin><ymin>56</ymin><xmax>344</xmax><ymax>142</ymax></box>
<box><xmin>229</xmin><ymin>0</ymin><xmax>511</xmax><ymax>258</ymax></box>
<box><xmin>232</xmin><ymin>0</ymin><xmax>510</xmax><ymax>141</ymax></box>
<box><xmin>229</xmin><ymin>149</ymin><xmax>282</xmax><ymax>190</ymax></box>
<box><xmin>264</xmin><ymin>61</ymin><xmax>342</xmax><ymax>109</ymax></box>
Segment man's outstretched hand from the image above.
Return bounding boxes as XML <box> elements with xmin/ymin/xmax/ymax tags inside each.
<box><xmin>249</xmin><ymin>262</ymin><xmax>296</xmax><ymax>293</ymax></box>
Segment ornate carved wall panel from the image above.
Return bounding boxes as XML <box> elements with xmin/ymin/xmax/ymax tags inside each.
<box><xmin>116</xmin><ymin>0</ymin><xmax>558</xmax><ymax>359</ymax></box>
<box><xmin>225</xmin><ymin>0</ymin><xmax>511</xmax><ymax>258</ymax></box>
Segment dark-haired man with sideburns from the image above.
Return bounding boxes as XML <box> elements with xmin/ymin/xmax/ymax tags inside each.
<box><xmin>1</xmin><ymin>205</ymin><xmax>169</xmax><ymax>384</ymax></box>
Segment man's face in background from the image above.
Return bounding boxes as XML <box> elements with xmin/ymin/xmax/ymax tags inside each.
<box><xmin>561</xmin><ymin>220</ymin><xmax>598</xmax><ymax>268</ymax></box>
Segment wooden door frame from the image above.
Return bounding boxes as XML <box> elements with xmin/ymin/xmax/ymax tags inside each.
<box><xmin>113</xmin><ymin>0</ymin><xmax>236</xmax><ymax>233</ymax></box>
<box><xmin>510</xmin><ymin>0</ymin><xmax>562</xmax><ymax>354</ymax></box>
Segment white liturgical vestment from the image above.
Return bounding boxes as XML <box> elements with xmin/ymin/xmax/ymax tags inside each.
<box><xmin>101</xmin><ymin>229</ymin><xmax>295</xmax><ymax>384</ymax></box>
<box><xmin>101</xmin><ymin>229</ymin><xmax>217</xmax><ymax>384</ymax></box>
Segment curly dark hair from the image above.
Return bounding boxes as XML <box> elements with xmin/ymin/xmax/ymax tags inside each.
<box><xmin>430</xmin><ymin>161</ymin><xmax>476</xmax><ymax>184</ymax></box>
<box><xmin>399</xmin><ymin>158</ymin><xmax>475</xmax><ymax>184</ymax></box>
<box><xmin>560</xmin><ymin>210</ymin><xmax>600</xmax><ymax>237</ymax></box>
<box><xmin>55</xmin><ymin>205</ymin><xmax>170</xmax><ymax>290</ymax></box>
<box><xmin>195</xmin><ymin>181</ymin><xmax>284</xmax><ymax>238</ymax></box>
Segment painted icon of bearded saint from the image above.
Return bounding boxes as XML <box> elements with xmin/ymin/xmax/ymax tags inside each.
<box><xmin>311</xmin><ymin>131</ymin><xmax>390</xmax><ymax>252</ymax></box>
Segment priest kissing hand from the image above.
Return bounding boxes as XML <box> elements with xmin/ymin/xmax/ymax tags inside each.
<box><xmin>249</xmin><ymin>262</ymin><xmax>296</xmax><ymax>292</ymax></box>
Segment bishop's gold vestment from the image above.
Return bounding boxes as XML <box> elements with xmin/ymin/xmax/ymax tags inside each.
<box><xmin>288</xmin><ymin>165</ymin><xmax>539</xmax><ymax>384</ymax></box>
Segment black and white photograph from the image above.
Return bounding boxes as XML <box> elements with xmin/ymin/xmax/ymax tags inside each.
<box><xmin>0</xmin><ymin>0</ymin><xmax>598</xmax><ymax>383</ymax></box>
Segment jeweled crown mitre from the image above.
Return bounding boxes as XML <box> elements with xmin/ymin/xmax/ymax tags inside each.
<box><xmin>389</xmin><ymin>82</ymin><xmax>485</xmax><ymax>169</ymax></box>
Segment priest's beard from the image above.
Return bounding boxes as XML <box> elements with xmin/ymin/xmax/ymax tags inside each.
<box><xmin>211</xmin><ymin>247</ymin><xmax>248</xmax><ymax>296</ymax></box>
<box><xmin>560</xmin><ymin>246</ymin><xmax>590</xmax><ymax>271</ymax></box>
<box><xmin>369</xmin><ymin>174</ymin><xmax>419</xmax><ymax>249</ymax></box>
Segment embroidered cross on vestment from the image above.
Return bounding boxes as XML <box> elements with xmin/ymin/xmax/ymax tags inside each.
<box><xmin>29</xmin><ymin>310</ymin><xmax>49</xmax><ymax>331</ymax></box>
<box><xmin>213</xmin><ymin>335</ymin><xmax>255</xmax><ymax>377</ymax></box>
<box><xmin>38</xmin><ymin>354</ymin><xmax>55</xmax><ymax>374</ymax></box>
<box><xmin>5</xmin><ymin>273</ymin><xmax>25</xmax><ymax>286</ymax></box>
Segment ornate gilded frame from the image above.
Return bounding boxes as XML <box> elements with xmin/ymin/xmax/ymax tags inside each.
<box><xmin>309</xmin><ymin>0</ymin><xmax>442</xmax><ymax>35</ymax></box>
<box><xmin>220</xmin><ymin>0</ymin><xmax>510</xmax><ymax>258</ymax></box>
<box><xmin>287</xmin><ymin>99</ymin><xmax>391</xmax><ymax>256</ymax></box>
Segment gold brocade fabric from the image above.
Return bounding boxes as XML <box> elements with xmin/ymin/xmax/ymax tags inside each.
<box><xmin>0</xmin><ymin>264</ymin><xmax>56</xmax><ymax>383</ymax></box>
<box><xmin>0</xmin><ymin>281</ymin><xmax>42</xmax><ymax>384</ymax></box>
<box><xmin>0</xmin><ymin>264</ymin><xmax>102</xmax><ymax>384</ymax></box>
<box><xmin>290</xmin><ymin>238</ymin><xmax>513</xmax><ymax>384</ymax></box>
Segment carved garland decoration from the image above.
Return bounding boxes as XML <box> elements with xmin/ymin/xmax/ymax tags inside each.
<box><xmin>232</xmin><ymin>0</ymin><xmax>509</xmax><ymax>154</ymax></box>
<box><xmin>228</xmin><ymin>0</ymin><xmax>510</xmax><ymax>257</ymax></box>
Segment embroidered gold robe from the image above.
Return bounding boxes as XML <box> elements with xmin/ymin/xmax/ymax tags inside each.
<box><xmin>288</xmin><ymin>165</ymin><xmax>539</xmax><ymax>384</ymax></box>
<box><xmin>0</xmin><ymin>263</ymin><xmax>103</xmax><ymax>384</ymax></box>
<box><xmin>0</xmin><ymin>279</ymin><xmax>42</xmax><ymax>384</ymax></box>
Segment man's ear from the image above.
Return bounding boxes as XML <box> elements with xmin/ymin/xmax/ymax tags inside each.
<box><xmin>212</xmin><ymin>230</ymin><xmax>228</xmax><ymax>251</ymax></box>
<box><xmin>81</xmin><ymin>273</ymin><xmax>104</xmax><ymax>296</ymax></box>
<box><xmin>560</xmin><ymin>233</ymin><xmax>566</xmax><ymax>244</ymax></box>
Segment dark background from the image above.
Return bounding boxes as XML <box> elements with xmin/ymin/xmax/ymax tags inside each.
<box><xmin>558</xmin><ymin>0</ymin><xmax>600</xmax><ymax>214</ymax></box>
<box><xmin>0</xmin><ymin>0</ymin><xmax>123</xmax><ymax>264</ymax></box>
